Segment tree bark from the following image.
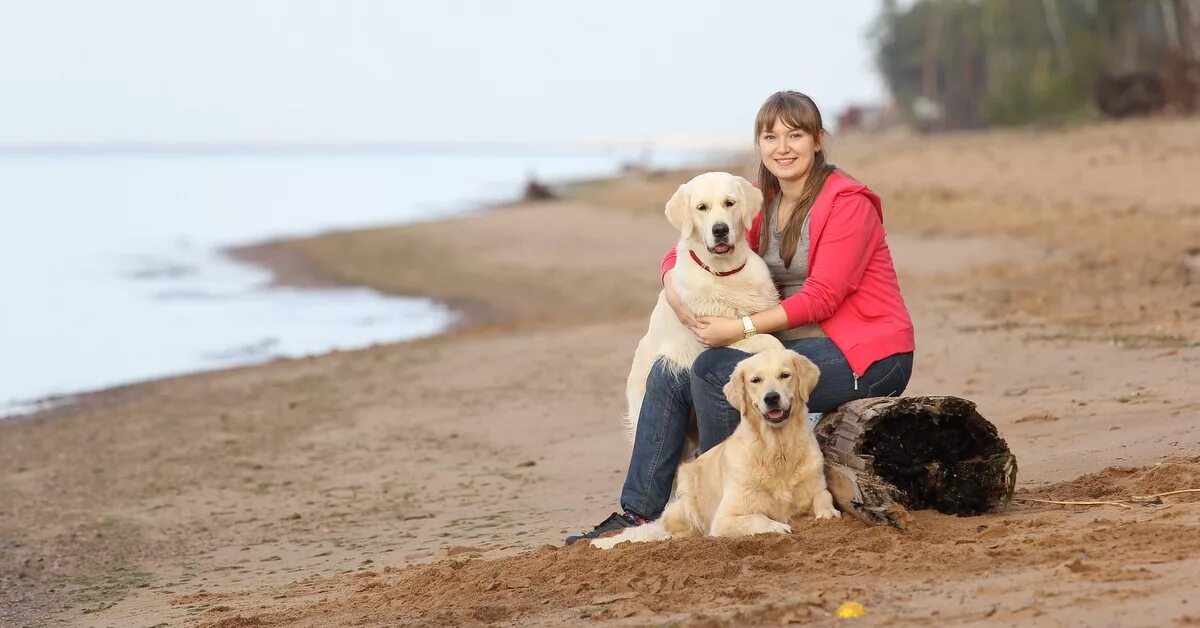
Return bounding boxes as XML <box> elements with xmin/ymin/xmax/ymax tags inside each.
<box><xmin>814</xmin><ymin>396</ymin><xmax>1018</xmax><ymax>528</ymax></box>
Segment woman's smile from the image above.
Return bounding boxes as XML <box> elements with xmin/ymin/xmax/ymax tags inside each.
<box><xmin>759</xmin><ymin>118</ymin><xmax>821</xmax><ymax>183</ymax></box>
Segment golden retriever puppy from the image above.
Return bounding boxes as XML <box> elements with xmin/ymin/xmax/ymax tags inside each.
<box><xmin>623</xmin><ymin>172</ymin><xmax>784</xmax><ymax>442</ymax></box>
<box><xmin>594</xmin><ymin>349</ymin><xmax>839</xmax><ymax>549</ymax></box>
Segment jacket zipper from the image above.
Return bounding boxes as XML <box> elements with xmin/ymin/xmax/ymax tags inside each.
<box><xmin>853</xmin><ymin>374</ymin><xmax>859</xmax><ymax>391</ymax></box>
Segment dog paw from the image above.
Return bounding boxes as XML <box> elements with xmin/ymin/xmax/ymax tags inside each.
<box><xmin>760</xmin><ymin>520</ymin><xmax>792</xmax><ymax>535</ymax></box>
<box><xmin>814</xmin><ymin>507</ymin><xmax>841</xmax><ymax>520</ymax></box>
<box><xmin>590</xmin><ymin>537</ymin><xmax>621</xmax><ymax>550</ymax></box>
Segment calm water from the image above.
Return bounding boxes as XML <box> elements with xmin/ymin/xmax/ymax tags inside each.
<box><xmin>0</xmin><ymin>147</ymin><xmax>722</xmax><ymax>414</ymax></box>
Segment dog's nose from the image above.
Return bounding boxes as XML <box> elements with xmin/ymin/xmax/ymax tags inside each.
<box><xmin>711</xmin><ymin>222</ymin><xmax>729</xmax><ymax>240</ymax></box>
<box><xmin>764</xmin><ymin>391</ymin><xmax>780</xmax><ymax>407</ymax></box>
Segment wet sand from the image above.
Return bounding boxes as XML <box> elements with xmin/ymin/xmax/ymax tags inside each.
<box><xmin>2</xmin><ymin>117</ymin><xmax>1199</xmax><ymax>627</ymax></box>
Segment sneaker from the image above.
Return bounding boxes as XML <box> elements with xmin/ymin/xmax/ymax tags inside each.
<box><xmin>564</xmin><ymin>511</ymin><xmax>646</xmax><ymax>545</ymax></box>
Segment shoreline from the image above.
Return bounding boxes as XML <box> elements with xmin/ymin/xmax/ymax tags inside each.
<box><xmin>2</xmin><ymin>164</ymin><xmax>697</xmax><ymax>423</ymax></box>
<box><xmin>226</xmin><ymin>235</ymin><xmax>498</xmax><ymax>342</ymax></box>
<box><xmin>220</xmin><ymin>162</ymin><xmax>731</xmax><ymax>333</ymax></box>
<box><xmin>223</xmin><ymin>204</ymin><xmax>514</xmax><ymax>333</ymax></box>
<box><xmin>4</xmin><ymin>119</ymin><xmax>1200</xmax><ymax>626</ymax></box>
<box><xmin>0</xmin><ymin>146</ymin><xmax>734</xmax><ymax>420</ymax></box>
<box><xmin>0</xmin><ymin>168</ymin><xmax>680</xmax><ymax>421</ymax></box>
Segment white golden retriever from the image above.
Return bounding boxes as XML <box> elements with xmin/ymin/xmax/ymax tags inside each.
<box><xmin>623</xmin><ymin>172</ymin><xmax>784</xmax><ymax>441</ymax></box>
<box><xmin>594</xmin><ymin>349</ymin><xmax>840</xmax><ymax>549</ymax></box>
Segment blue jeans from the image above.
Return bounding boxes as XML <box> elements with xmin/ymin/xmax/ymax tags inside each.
<box><xmin>619</xmin><ymin>338</ymin><xmax>913</xmax><ymax>519</ymax></box>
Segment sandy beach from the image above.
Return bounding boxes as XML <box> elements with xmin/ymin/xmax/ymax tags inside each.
<box><xmin>3</xmin><ymin>117</ymin><xmax>1200</xmax><ymax>627</ymax></box>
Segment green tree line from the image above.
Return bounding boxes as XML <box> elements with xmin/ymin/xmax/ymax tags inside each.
<box><xmin>872</xmin><ymin>0</ymin><xmax>1200</xmax><ymax>129</ymax></box>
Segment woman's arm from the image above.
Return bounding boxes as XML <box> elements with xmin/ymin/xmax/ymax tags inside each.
<box><xmin>691</xmin><ymin>194</ymin><xmax>880</xmax><ymax>346</ymax></box>
<box><xmin>663</xmin><ymin>268</ymin><xmax>705</xmax><ymax>330</ymax></box>
<box><xmin>660</xmin><ymin>247</ymin><xmax>677</xmax><ymax>285</ymax></box>
<box><xmin>690</xmin><ymin>303</ymin><xmax>789</xmax><ymax>348</ymax></box>
<box><xmin>776</xmin><ymin>194</ymin><xmax>879</xmax><ymax>327</ymax></box>
<box><xmin>661</xmin><ymin>247</ymin><xmax>705</xmax><ymax>329</ymax></box>
<box><xmin>746</xmin><ymin>211</ymin><xmax>763</xmax><ymax>255</ymax></box>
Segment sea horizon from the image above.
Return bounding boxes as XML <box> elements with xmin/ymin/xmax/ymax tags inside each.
<box><xmin>0</xmin><ymin>133</ymin><xmax>751</xmax><ymax>155</ymax></box>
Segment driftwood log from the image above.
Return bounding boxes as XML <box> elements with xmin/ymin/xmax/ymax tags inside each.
<box><xmin>1095</xmin><ymin>71</ymin><xmax>1166</xmax><ymax>118</ymax></box>
<box><xmin>522</xmin><ymin>177</ymin><xmax>556</xmax><ymax>201</ymax></box>
<box><xmin>814</xmin><ymin>396</ymin><xmax>1018</xmax><ymax>528</ymax></box>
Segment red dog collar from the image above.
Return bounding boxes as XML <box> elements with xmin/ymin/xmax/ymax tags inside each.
<box><xmin>689</xmin><ymin>249</ymin><xmax>746</xmax><ymax>277</ymax></box>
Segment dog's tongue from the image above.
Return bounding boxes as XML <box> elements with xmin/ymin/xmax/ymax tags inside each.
<box><xmin>767</xmin><ymin>409</ymin><xmax>784</xmax><ymax>419</ymax></box>
<box><xmin>713</xmin><ymin>243</ymin><xmax>732</xmax><ymax>254</ymax></box>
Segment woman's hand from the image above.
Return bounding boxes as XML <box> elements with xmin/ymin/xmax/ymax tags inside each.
<box><xmin>663</xmin><ymin>270</ymin><xmax>706</xmax><ymax>331</ymax></box>
<box><xmin>692</xmin><ymin>316</ymin><xmax>744</xmax><ymax>348</ymax></box>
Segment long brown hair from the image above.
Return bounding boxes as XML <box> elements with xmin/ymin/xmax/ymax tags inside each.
<box><xmin>755</xmin><ymin>91</ymin><xmax>835</xmax><ymax>268</ymax></box>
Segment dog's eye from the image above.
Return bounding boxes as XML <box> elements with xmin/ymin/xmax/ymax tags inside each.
<box><xmin>780</xmin><ymin>372</ymin><xmax>791</xmax><ymax>379</ymax></box>
<box><xmin>696</xmin><ymin>203</ymin><xmax>708</xmax><ymax>211</ymax></box>
<box><xmin>750</xmin><ymin>376</ymin><xmax>762</xmax><ymax>384</ymax></box>
<box><xmin>723</xmin><ymin>199</ymin><xmax>735</xmax><ymax>208</ymax></box>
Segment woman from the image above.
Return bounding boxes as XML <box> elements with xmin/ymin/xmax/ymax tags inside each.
<box><xmin>566</xmin><ymin>91</ymin><xmax>915</xmax><ymax>544</ymax></box>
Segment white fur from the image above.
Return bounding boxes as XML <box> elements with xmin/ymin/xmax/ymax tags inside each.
<box><xmin>622</xmin><ymin>172</ymin><xmax>784</xmax><ymax>442</ymax></box>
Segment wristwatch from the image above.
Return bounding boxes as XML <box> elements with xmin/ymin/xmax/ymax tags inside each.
<box><xmin>741</xmin><ymin>315</ymin><xmax>757</xmax><ymax>339</ymax></box>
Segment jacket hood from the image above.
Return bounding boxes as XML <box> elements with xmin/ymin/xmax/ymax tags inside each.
<box><xmin>826</xmin><ymin>170</ymin><xmax>883</xmax><ymax>221</ymax></box>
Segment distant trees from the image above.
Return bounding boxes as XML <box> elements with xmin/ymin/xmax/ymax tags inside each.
<box><xmin>872</xmin><ymin>0</ymin><xmax>1200</xmax><ymax>129</ymax></box>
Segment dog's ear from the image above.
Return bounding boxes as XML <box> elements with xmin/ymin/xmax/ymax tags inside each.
<box><xmin>723</xmin><ymin>362</ymin><xmax>748</xmax><ymax>415</ymax></box>
<box><xmin>734</xmin><ymin>176</ymin><xmax>762</xmax><ymax>230</ymax></box>
<box><xmin>789</xmin><ymin>351</ymin><xmax>821</xmax><ymax>404</ymax></box>
<box><xmin>664</xmin><ymin>184</ymin><xmax>694</xmax><ymax>239</ymax></box>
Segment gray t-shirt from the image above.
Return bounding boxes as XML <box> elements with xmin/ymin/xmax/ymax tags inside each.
<box><xmin>762</xmin><ymin>197</ymin><xmax>825</xmax><ymax>340</ymax></box>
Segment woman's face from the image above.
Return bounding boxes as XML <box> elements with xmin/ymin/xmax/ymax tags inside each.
<box><xmin>758</xmin><ymin>118</ymin><xmax>822</xmax><ymax>184</ymax></box>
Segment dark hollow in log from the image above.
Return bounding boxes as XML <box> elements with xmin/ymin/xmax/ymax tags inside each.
<box><xmin>815</xmin><ymin>396</ymin><xmax>1017</xmax><ymax>527</ymax></box>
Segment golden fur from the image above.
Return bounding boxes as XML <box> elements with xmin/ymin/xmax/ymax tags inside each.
<box><xmin>595</xmin><ymin>349</ymin><xmax>839</xmax><ymax>549</ymax></box>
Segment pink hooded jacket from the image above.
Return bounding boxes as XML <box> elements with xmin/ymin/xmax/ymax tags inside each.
<box><xmin>661</xmin><ymin>170</ymin><xmax>915</xmax><ymax>377</ymax></box>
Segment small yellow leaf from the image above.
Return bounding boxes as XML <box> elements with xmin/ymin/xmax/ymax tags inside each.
<box><xmin>835</xmin><ymin>601</ymin><xmax>867</xmax><ymax>619</ymax></box>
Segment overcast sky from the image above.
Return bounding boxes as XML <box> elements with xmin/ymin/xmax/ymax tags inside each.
<box><xmin>0</xmin><ymin>1</ymin><xmax>887</xmax><ymax>146</ymax></box>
